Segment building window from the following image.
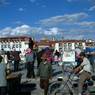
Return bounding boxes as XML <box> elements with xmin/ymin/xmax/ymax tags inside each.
<box><xmin>16</xmin><ymin>44</ymin><xmax>19</xmax><ymax>48</ymax></box>
<box><xmin>64</xmin><ymin>43</ymin><xmax>68</xmax><ymax>51</ymax></box>
<box><xmin>19</xmin><ymin>43</ymin><xmax>22</xmax><ymax>48</ymax></box>
<box><xmin>68</xmin><ymin>43</ymin><xmax>72</xmax><ymax>50</ymax></box>
<box><xmin>4</xmin><ymin>44</ymin><xmax>7</xmax><ymax>48</ymax></box>
<box><xmin>8</xmin><ymin>44</ymin><xmax>11</xmax><ymax>48</ymax></box>
<box><xmin>12</xmin><ymin>44</ymin><xmax>15</xmax><ymax>49</ymax></box>
<box><xmin>79</xmin><ymin>43</ymin><xmax>82</xmax><ymax>47</ymax></box>
<box><xmin>1</xmin><ymin>44</ymin><xmax>3</xmax><ymax>49</ymax></box>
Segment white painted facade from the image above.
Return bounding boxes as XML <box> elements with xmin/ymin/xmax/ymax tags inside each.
<box><xmin>0</xmin><ymin>40</ymin><xmax>29</xmax><ymax>54</ymax></box>
<box><xmin>0</xmin><ymin>36</ymin><xmax>33</xmax><ymax>56</ymax></box>
<box><xmin>54</xmin><ymin>43</ymin><xmax>59</xmax><ymax>52</ymax></box>
<box><xmin>60</xmin><ymin>41</ymin><xmax>86</xmax><ymax>62</ymax></box>
<box><xmin>62</xmin><ymin>42</ymin><xmax>86</xmax><ymax>52</ymax></box>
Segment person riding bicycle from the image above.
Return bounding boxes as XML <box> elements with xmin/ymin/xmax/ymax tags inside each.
<box><xmin>73</xmin><ymin>52</ymin><xmax>92</xmax><ymax>95</ymax></box>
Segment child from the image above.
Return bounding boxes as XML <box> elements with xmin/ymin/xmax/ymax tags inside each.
<box><xmin>37</xmin><ymin>52</ymin><xmax>52</xmax><ymax>95</ymax></box>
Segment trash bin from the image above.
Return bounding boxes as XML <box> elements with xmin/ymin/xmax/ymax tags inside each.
<box><xmin>7</xmin><ymin>72</ymin><xmax>22</xmax><ymax>95</ymax></box>
<box><xmin>18</xmin><ymin>83</ymin><xmax>36</xmax><ymax>95</ymax></box>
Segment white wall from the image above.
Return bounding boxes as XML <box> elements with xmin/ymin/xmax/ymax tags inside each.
<box><xmin>54</xmin><ymin>43</ymin><xmax>59</xmax><ymax>52</ymax></box>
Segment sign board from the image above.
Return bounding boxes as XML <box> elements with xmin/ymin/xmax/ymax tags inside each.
<box><xmin>85</xmin><ymin>47</ymin><xmax>95</xmax><ymax>52</ymax></box>
<box><xmin>54</xmin><ymin>43</ymin><xmax>59</xmax><ymax>52</ymax></box>
<box><xmin>62</xmin><ymin>50</ymin><xmax>75</xmax><ymax>62</ymax></box>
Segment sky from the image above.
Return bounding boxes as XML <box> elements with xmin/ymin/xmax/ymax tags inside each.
<box><xmin>0</xmin><ymin>0</ymin><xmax>95</xmax><ymax>40</ymax></box>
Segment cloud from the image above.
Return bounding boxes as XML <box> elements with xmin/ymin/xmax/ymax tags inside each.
<box><xmin>0</xmin><ymin>25</ymin><xmax>45</xmax><ymax>38</ymax></box>
<box><xmin>0</xmin><ymin>25</ymin><xmax>63</xmax><ymax>40</ymax></box>
<box><xmin>41</xmin><ymin>5</ymin><xmax>47</xmax><ymax>8</ymax></box>
<box><xmin>63</xmin><ymin>28</ymin><xmax>95</xmax><ymax>40</ymax></box>
<box><xmin>88</xmin><ymin>0</ymin><xmax>95</xmax><ymax>4</ymax></box>
<box><xmin>39</xmin><ymin>12</ymin><xmax>95</xmax><ymax>29</ymax></box>
<box><xmin>65</xmin><ymin>28</ymin><xmax>95</xmax><ymax>34</ymax></box>
<box><xmin>18</xmin><ymin>8</ymin><xmax>24</xmax><ymax>12</ymax></box>
<box><xmin>39</xmin><ymin>12</ymin><xmax>88</xmax><ymax>26</ymax></box>
<box><xmin>0</xmin><ymin>27</ymin><xmax>13</xmax><ymax>36</ymax></box>
<box><xmin>13</xmin><ymin>21</ymin><xmax>24</xmax><ymax>26</ymax></box>
<box><xmin>0</xmin><ymin>25</ymin><xmax>32</xmax><ymax>37</ymax></box>
<box><xmin>12</xmin><ymin>25</ymin><xmax>31</xmax><ymax>35</ymax></box>
<box><xmin>65</xmin><ymin>34</ymin><xmax>84</xmax><ymax>40</ymax></box>
<box><xmin>88</xmin><ymin>5</ymin><xmax>95</xmax><ymax>11</ymax></box>
<box><xmin>0</xmin><ymin>0</ymin><xmax>10</xmax><ymax>5</ymax></box>
<box><xmin>0</xmin><ymin>24</ymin><xmax>95</xmax><ymax>40</ymax></box>
<box><xmin>67</xmin><ymin>0</ymin><xmax>75</xmax><ymax>2</ymax></box>
<box><xmin>67</xmin><ymin>0</ymin><xmax>80</xmax><ymax>2</ymax></box>
<box><xmin>77</xmin><ymin>21</ymin><xmax>95</xmax><ymax>28</ymax></box>
<box><xmin>67</xmin><ymin>0</ymin><xmax>72</xmax><ymax>2</ymax></box>
<box><xmin>44</xmin><ymin>27</ymin><xmax>61</xmax><ymax>35</ymax></box>
<box><xmin>30</xmin><ymin>0</ymin><xmax>36</xmax><ymax>3</ymax></box>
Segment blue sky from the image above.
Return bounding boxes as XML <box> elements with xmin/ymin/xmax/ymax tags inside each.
<box><xmin>0</xmin><ymin>0</ymin><xmax>95</xmax><ymax>40</ymax></box>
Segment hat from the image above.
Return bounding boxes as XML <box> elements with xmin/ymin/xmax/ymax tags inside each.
<box><xmin>79</xmin><ymin>52</ymin><xmax>85</xmax><ymax>57</ymax></box>
<box><xmin>41</xmin><ymin>52</ymin><xmax>48</xmax><ymax>60</ymax></box>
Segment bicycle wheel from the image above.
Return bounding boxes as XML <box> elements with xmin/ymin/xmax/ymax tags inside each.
<box><xmin>54</xmin><ymin>88</ymin><xmax>73</xmax><ymax>95</ymax></box>
<box><xmin>48</xmin><ymin>81</ymin><xmax>62</xmax><ymax>95</ymax></box>
<box><xmin>52</xmin><ymin>82</ymin><xmax>74</xmax><ymax>95</ymax></box>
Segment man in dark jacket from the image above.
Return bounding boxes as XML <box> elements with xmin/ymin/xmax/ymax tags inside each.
<box><xmin>12</xmin><ymin>49</ymin><xmax>21</xmax><ymax>72</ymax></box>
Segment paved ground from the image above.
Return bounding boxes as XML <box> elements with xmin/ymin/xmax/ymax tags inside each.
<box><xmin>19</xmin><ymin>61</ymin><xmax>64</xmax><ymax>95</ymax></box>
<box><xmin>9</xmin><ymin>60</ymin><xmax>95</xmax><ymax>95</ymax></box>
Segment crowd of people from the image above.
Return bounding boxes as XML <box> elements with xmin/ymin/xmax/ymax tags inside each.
<box><xmin>0</xmin><ymin>46</ymin><xmax>95</xmax><ymax>95</ymax></box>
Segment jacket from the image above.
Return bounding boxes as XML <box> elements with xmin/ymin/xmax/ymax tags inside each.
<box><xmin>37</xmin><ymin>61</ymin><xmax>52</xmax><ymax>79</ymax></box>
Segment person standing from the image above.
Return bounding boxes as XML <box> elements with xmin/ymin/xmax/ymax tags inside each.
<box><xmin>74</xmin><ymin>52</ymin><xmax>92</xmax><ymax>95</ymax></box>
<box><xmin>0</xmin><ymin>55</ymin><xmax>7</xmax><ymax>95</ymax></box>
<box><xmin>37</xmin><ymin>52</ymin><xmax>52</xmax><ymax>95</ymax></box>
<box><xmin>12</xmin><ymin>48</ymin><xmax>21</xmax><ymax>72</ymax></box>
<box><xmin>54</xmin><ymin>50</ymin><xmax>60</xmax><ymax>65</ymax></box>
<box><xmin>37</xmin><ymin>50</ymin><xmax>43</xmax><ymax>68</ymax></box>
<box><xmin>25</xmin><ymin>48</ymin><xmax>35</xmax><ymax>79</ymax></box>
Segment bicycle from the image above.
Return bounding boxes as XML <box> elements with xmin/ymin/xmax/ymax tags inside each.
<box><xmin>48</xmin><ymin>62</ymin><xmax>78</xmax><ymax>95</ymax></box>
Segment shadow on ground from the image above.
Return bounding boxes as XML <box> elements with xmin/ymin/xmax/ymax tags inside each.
<box><xmin>53</xmin><ymin>71</ymin><xmax>62</xmax><ymax>77</ymax></box>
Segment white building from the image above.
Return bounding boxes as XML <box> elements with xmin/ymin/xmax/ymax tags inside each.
<box><xmin>0</xmin><ymin>36</ymin><xmax>34</xmax><ymax>55</ymax></box>
<box><xmin>0</xmin><ymin>36</ymin><xmax>34</xmax><ymax>63</ymax></box>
